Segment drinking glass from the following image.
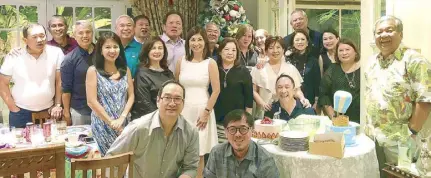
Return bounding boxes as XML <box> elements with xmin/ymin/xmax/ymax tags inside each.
<box><xmin>31</xmin><ymin>128</ymin><xmax>44</xmax><ymax>147</ymax></box>
<box><xmin>12</xmin><ymin>128</ymin><xmax>24</xmax><ymax>144</ymax></box>
<box><xmin>57</xmin><ymin>121</ymin><xmax>67</xmax><ymax>135</ymax></box>
<box><xmin>398</xmin><ymin>141</ymin><xmax>412</xmax><ymax>170</ymax></box>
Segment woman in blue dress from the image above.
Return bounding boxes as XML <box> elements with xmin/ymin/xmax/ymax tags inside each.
<box><xmin>85</xmin><ymin>31</ymin><xmax>134</xmax><ymax>156</ymax></box>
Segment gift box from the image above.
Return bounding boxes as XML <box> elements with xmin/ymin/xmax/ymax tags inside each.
<box><xmin>309</xmin><ymin>132</ymin><xmax>345</xmax><ymax>158</ymax></box>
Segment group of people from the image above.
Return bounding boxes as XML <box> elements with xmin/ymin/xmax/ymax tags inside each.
<box><xmin>0</xmin><ymin>7</ymin><xmax>430</xmax><ymax>178</ymax></box>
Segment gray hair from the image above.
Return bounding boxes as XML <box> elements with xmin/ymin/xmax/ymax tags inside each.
<box><xmin>290</xmin><ymin>10</ymin><xmax>308</xmax><ymax>18</ymax></box>
<box><xmin>48</xmin><ymin>15</ymin><xmax>67</xmax><ymax>29</ymax></box>
<box><xmin>115</xmin><ymin>15</ymin><xmax>134</xmax><ymax>28</ymax></box>
<box><xmin>374</xmin><ymin>15</ymin><xmax>403</xmax><ymax>34</ymax></box>
<box><xmin>73</xmin><ymin>20</ymin><xmax>93</xmax><ymax>33</ymax></box>
<box><xmin>204</xmin><ymin>22</ymin><xmax>220</xmax><ymax>30</ymax></box>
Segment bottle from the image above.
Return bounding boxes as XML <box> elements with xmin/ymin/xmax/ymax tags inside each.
<box><xmin>416</xmin><ymin>137</ymin><xmax>431</xmax><ymax>177</ymax></box>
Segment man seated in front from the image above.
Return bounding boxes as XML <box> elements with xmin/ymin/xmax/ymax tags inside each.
<box><xmin>204</xmin><ymin>109</ymin><xmax>280</xmax><ymax>178</ymax></box>
<box><xmin>106</xmin><ymin>80</ymin><xmax>199</xmax><ymax>178</ymax></box>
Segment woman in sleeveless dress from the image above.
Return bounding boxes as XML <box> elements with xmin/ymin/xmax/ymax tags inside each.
<box><xmin>86</xmin><ymin>32</ymin><xmax>134</xmax><ymax>156</ymax></box>
<box><xmin>319</xmin><ymin>29</ymin><xmax>340</xmax><ymax>76</ymax></box>
<box><xmin>175</xmin><ymin>26</ymin><xmax>220</xmax><ymax>178</ymax></box>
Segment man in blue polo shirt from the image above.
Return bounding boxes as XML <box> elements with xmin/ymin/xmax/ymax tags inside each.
<box><xmin>60</xmin><ymin>20</ymin><xmax>94</xmax><ymax>125</ymax></box>
<box><xmin>115</xmin><ymin>15</ymin><xmax>142</xmax><ymax>77</ymax></box>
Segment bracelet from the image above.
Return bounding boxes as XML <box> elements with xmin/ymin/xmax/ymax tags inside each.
<box><xmin>205</xmin><ymin>108</ymin><xmax>211</xmax><ymax>113</ymax></box>
<box><xmin>55</xmin><ymin>103</ymin><xmax>62</xmax><ymax>107</ymax></box>
<box><xmin>121</xmin><ymin>113</ymin><xmax>128</xmax><ymax>118</ymax></box>
<box><xmin>409</xmin><ymin>127</ymin><xmax>419</xmax><ymax>135</ymax></box>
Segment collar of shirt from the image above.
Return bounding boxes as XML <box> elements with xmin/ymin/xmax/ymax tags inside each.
<box><xmin>134</xmin><ymin>36</ymin><xmax>145</xmax><ymax>44</ymax></box>
<box><xmin>275</xmin><ymin>100</ymin><xmax>303</xmax><ymax>116</ymax></box>
<box><xmin>161</xmin><ymin>33</ymin><xmax>184</xmax><ymax>45</ymax></box>
<box><xmin>124</xmin><ymin>38</ymin><xmax>142</xmax><ymax>50</ymax></box>
<box><xmin>24</xmin><ymin>45</ymin><xmax>48</xmax><ymax>60</ymax></box>
<box><xmin>48</xmin><ymin>35</ymin><xmax>76</xmax><ymax>47</ymax></box>
<box><xmin>225</xmin><ymin>140</ymin><xmax>256</xmax><ymax>161</ymax></box>
<box><xmin>148</xmin><ymin>110</ymin><xmax>185</xmax><ymax>135</ymax></box>
<box><xmin>376</xmin><ymin>45</ymin><xmax>407</xmax><ymax>69</ymax></box>
<box><xmin>77</xmin><ymin>44</ymin><xmax>95</xmax><ymax>56</ymax></box>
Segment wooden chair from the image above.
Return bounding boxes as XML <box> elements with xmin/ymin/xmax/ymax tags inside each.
<box><xmin>32</xmin><ymin>110</ymin><xmax>50</xmax><ymax>128</ymax></box>
<box><xmin>0</xmin><ymin>143</ymin><xmax>65</xmax><ymax>178</ymax></box>
<box><xmin>71</xmin><ymin>152</ymin><xmax>134</xmax><ymax>178</ymax></box>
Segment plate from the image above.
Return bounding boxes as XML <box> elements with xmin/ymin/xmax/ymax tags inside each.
<box><xmin>280</xmin><ymin>131</ymin><xmax>309</xmax><ymax>138</ymax></box>
<box><xmin>66</xmin><ymin>141</ymin><xmax>85</xmax><ymax>148</ymax></box>
<box><xmin>67</xmin><ymin>126</ymin><xmax>89</xmax><ymax>134</ymax></box>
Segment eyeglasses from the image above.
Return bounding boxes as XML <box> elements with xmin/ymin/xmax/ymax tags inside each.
<box><xmin>226</xmin><ymin>126</ymin><xmax>251</xmax><ymax>135</ymax></box>
<box><xmin>161</xmin><ymin>96</ymin><xmax>183</xmax><ymax>104</ymax></box>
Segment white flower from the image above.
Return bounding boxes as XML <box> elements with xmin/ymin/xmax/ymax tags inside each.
<box><xmin>239</xmin><ymin>6</ymin><xmax>245</xmax><ymax>14</ymax></box>
<box><xmin>224</xmin><ymin>5</ymin><xmax>229</xmax><ymax>12</ymax></box>
<box><xmin>241</xmin><ymin>15</ymin><xmax>246</xmax><ymax>21</ymax></box>
<box><xmin>229</xmin><ymin>10</ymin><xmax>241</xmax><ymax>18</ymax></box>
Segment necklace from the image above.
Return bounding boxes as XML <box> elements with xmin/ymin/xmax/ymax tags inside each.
<box><xmin>345</xmin><ymin>72</ymin><xmax>356</xmax><ymax>88</ymax></box>
<box><xmin>223</xmin><ymin>67</ymin><xmax>232</xmax><ymax>88</ymax></box>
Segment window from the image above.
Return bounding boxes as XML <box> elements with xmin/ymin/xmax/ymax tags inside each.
<box><xmin>0</xmin><ymin>5</ymin><xmax>39</xmax><ymax>63</ymax></box>
<box><xmin>301</xmin><ymin>9</ymin><xmax>361</xmax><ymax>47</ymax></box>
<box><xmin>55</xmin><ymin>6</ymin><xmax>112</xmax><ymax>39</ymax></box>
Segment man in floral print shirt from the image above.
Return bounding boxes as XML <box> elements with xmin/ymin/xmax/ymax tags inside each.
<box><xmin>365</xmin><ymin>15</ymin><xmax>431</xmax><ymax>172</ymax></box>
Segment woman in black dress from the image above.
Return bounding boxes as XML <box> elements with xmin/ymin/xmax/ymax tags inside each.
<box><xmin>131</xmin><ymin>37</ymin><xmax>174</xmax><ymax>120</ymax></box>
<box><xmin>318</xmin><ymin>39</ymin><xmax>360</xmax><ymax>123</ymax></box>
<box><xmin>319</xmin><ymin>29</ymin><xmax>340</xmax><ymax>76</ymax></box>
<box><xmin>214</xmin><ymin>37</ymin><xmax>253</xmax><ymax>143</ymax></box>
<box><xmin>214</xmin><ymin>37</ymin><xmax>253</xmax><ymax>122</ymax></box>
<box><xmin>285</xmin><ymin>30</ymin><xmax>321</xmax><ymax>111</ymax></box>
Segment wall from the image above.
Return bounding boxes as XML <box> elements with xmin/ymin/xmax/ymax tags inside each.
<box><xmin>387</xmin><ymin>0</ymin><xmax>431</xmax><ymax>60</ymax></box>
<box><xmin>388</xmin><ymin>0</ymin><xmax>431</xmax><ymax>135</ymax></box>
<box><xmin>239</xmin><ymin>0</ymin><xmax>259</xmax><ymax>27</ymax></box>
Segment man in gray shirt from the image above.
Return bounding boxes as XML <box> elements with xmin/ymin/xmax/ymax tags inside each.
<box><xmin>106</xmin><ymin>81</ymin><xmax>199</xmax><ymax>178</ymax></box>
<box><xmin>204</xmin><ymin>109</ymin><xmax>280</xmax><ymax>178</ymax></box>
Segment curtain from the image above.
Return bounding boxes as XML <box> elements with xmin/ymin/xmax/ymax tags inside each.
<box><xmin>130</xmin><ymin>0</ymin><xmax>200</xmax><ymax>38</ymax></box>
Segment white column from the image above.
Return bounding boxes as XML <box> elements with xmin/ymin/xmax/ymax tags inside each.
<box><xmin>278</xmin><ymin>0</ymin><xmax>288</xmax><ymax>36</ymax></box>
<box><xmin>360</xmin><ymin>0</ymin><xmax>378</xmax><ymax>129</ymax></box>
<box><xmin>286</xmin><ymin>0</ymin><xmax>295</xmax><ymax>35</ymax></box>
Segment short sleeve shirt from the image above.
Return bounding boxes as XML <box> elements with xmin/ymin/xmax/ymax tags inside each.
<box><xmin>0</xmin><ymin>45</ymin><xmax>64</xmax><ymax>111</ymax></box>
<box><xmin>364</xmin><ymin>46</ymin><xmax>431</xmax><ymax>141</ymax></box>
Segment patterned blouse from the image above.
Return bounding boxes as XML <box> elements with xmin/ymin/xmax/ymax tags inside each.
<box><xmin>364</xmin><ymin>46</ymin><xmax>431</xmax><ymax>142</ymax></box>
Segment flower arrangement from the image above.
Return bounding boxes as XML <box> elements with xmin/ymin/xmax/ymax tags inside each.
<box><xmin>199</xmin><ymin>0</ymin><xmax>250</xmax><ymax>37</ymax></box>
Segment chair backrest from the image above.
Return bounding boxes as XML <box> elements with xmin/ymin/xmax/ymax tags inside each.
<box><xmin>71</xmin><ymin>152</ymin><xmax>134</xmax><ymax>178</ymax></box>
<box><xmin>32</xmin><ymin>110</ymin><xmax>50</xmax><ymax>128</ymax></box>
<box><xmin>0</xmin><ymin>143</ymin><xmax>65</xmax><ymax>178</ymax></box>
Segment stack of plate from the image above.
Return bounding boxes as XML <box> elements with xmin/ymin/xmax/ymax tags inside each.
<box><xmin>279</xmin><ymin>131</ymin><xmax>309</xmax><ymax>152</ymax></box>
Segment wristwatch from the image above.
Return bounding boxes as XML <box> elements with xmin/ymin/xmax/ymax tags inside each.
<box><xmin>55</xmin><ymin>103</ymin><xmax>62</xmax><ymax>107</ymax></box>
<box><xmin>409</xmin><ymin>127</ymin><xmax>419</xmax><ymax>135</ymax></box>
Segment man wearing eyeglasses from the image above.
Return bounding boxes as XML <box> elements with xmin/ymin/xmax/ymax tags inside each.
<box><xmin>107</xmin><ymin>80</ymin><xmax>199</xmax><ymax>178</ymax></box>
<box><xmin>204</xmin><ymin>109</ymin><xmax>279</xmax><ymax>178</ymax></box>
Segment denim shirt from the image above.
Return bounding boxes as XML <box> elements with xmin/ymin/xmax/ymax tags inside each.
<box><xmin>124</xmin><ymin>39</ymin><xmax>142</xmax><ymax>77</ymax></box>
<box><xmin>60</xmin><ymin>46</ymin><xmax>93</xmax><ymax>115</ymax></box>
<box><xmin>204</xmin><ymin>141</ymin><xmax>280</xmax><ymax>178</ymax></box>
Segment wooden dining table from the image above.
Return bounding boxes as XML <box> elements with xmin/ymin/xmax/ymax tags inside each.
<box><xmin>0</xmin><ymin>125</ymin><xmax>99</xmax><ymax>178</ymax></box>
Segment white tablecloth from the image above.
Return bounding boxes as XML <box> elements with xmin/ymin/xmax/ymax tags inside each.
<box><xmin>262</xmin><ymin>134</ymin><xmax>380</xmax><ymax>178</ymax></box>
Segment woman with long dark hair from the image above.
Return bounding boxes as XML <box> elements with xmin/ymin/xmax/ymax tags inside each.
<box><xmin>86</xmin><ymin>31</ymin><xmax>134</xmax><ymax>156</ymax></box>
<box><xmin>131</xmin><ymin>37</ymin><xmax>174</xmax><ymax>119</ymax></box>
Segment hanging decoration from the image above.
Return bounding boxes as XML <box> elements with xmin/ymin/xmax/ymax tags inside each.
<box><xmin>198</xmin><ymin>0</ymin><xmax>250</xmax><ymax>37</ymax></box>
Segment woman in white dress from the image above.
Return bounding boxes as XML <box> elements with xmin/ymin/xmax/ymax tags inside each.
<box><xmin>175</xmin><ymin>26</ymin><xmax>220</xmax><ymax>178</ymax></box>
<box><xmin>251</xmin><ymin>36</ymin><xmax>310</xmax><ymax>119</ymax></box>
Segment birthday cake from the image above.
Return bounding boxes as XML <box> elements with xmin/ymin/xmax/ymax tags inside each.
<box><xmin>327</xmin><ymin>90</ymin><xmax>357</xmax><ymax>146</ymax></box>
<box><xmin>252</xmin><ymin>117</ymin><xmax>285</xmax><ymax>140</ymax></box>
